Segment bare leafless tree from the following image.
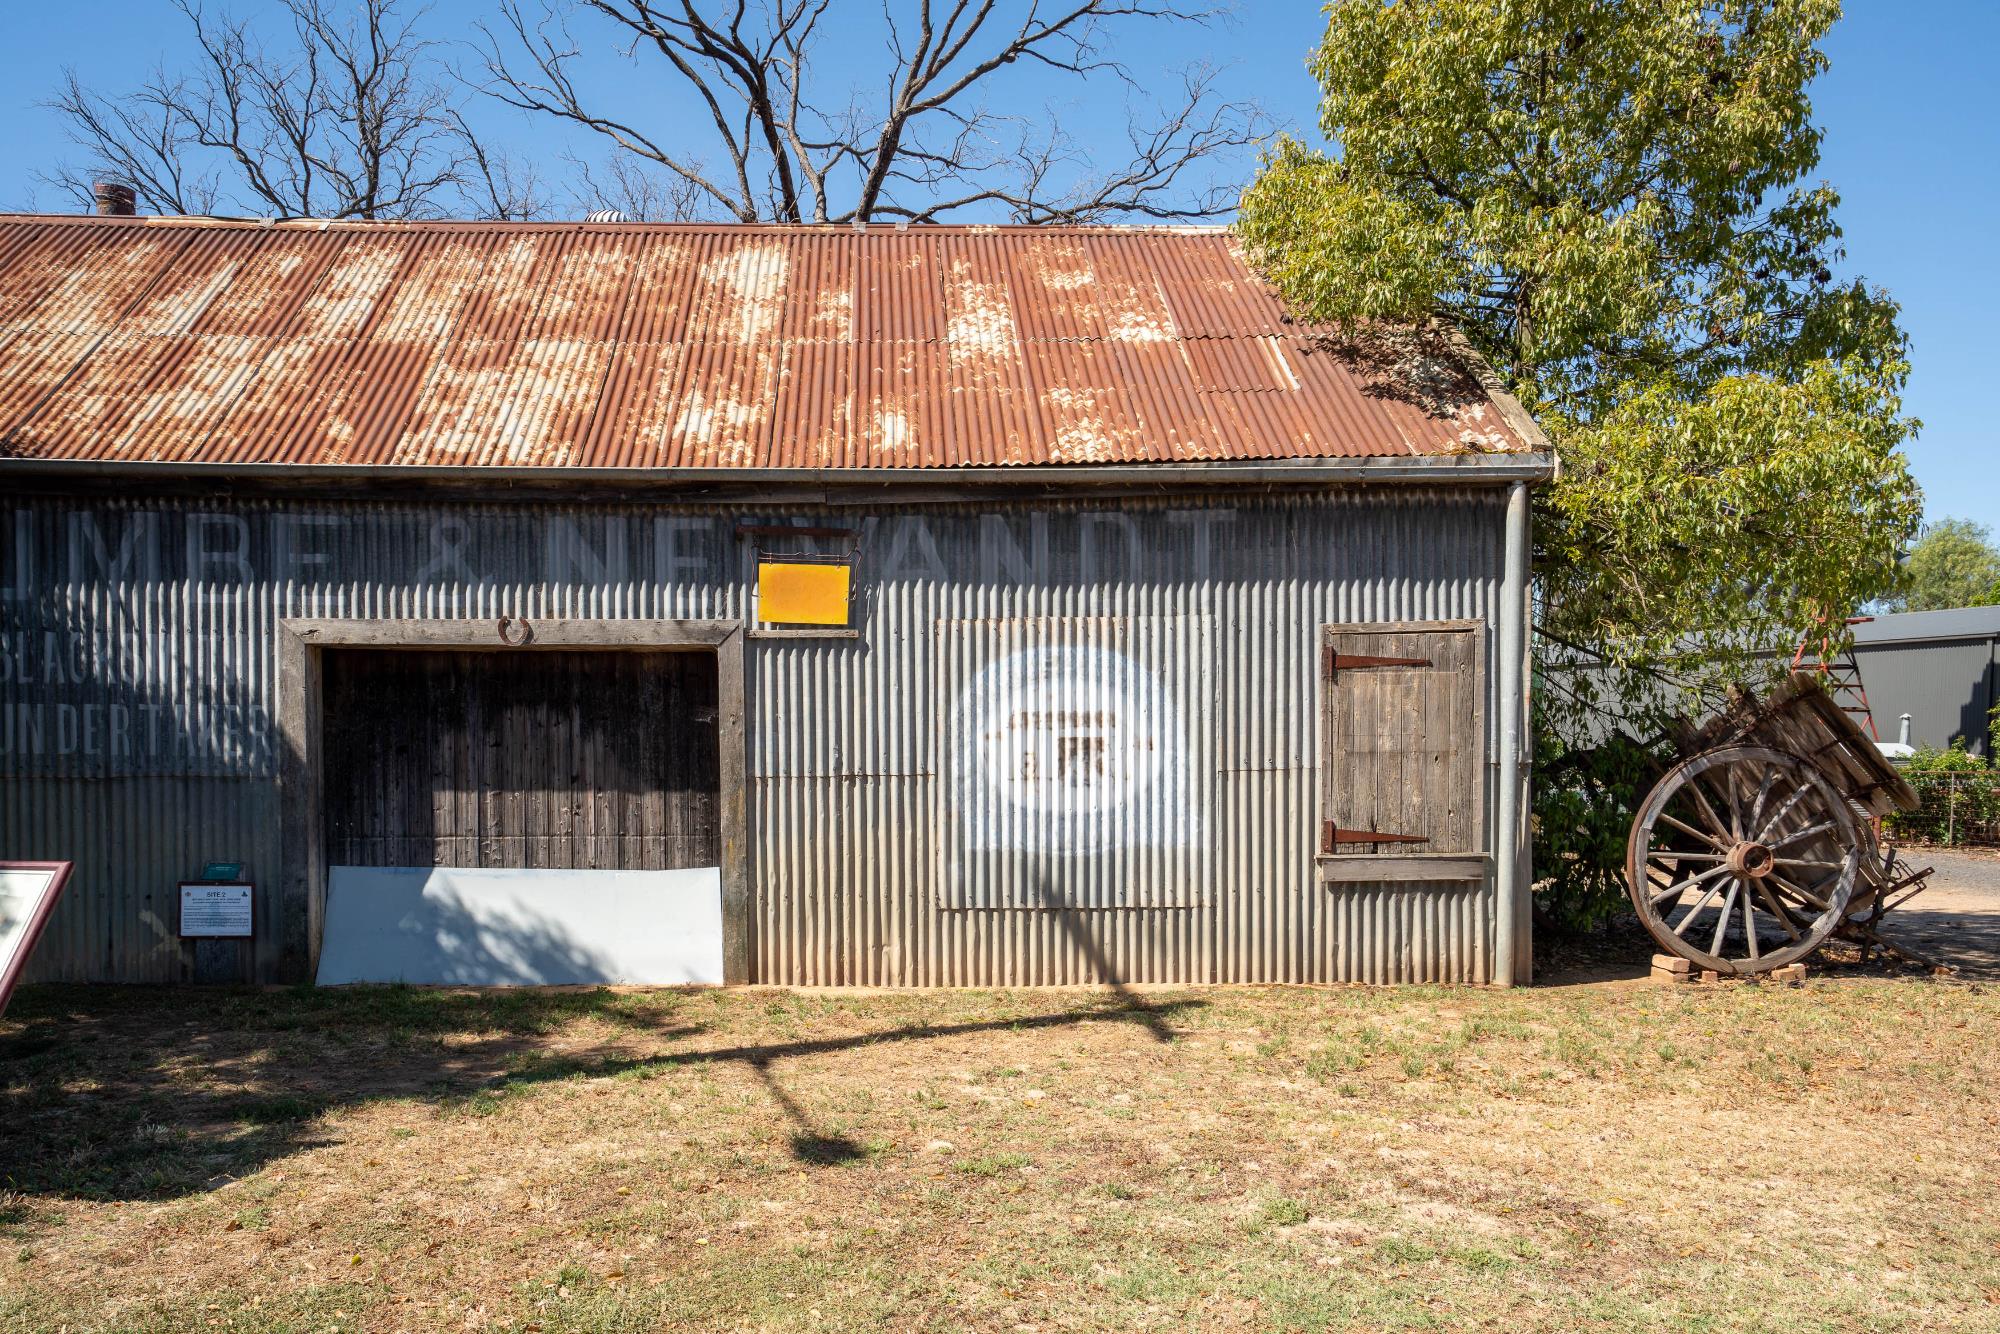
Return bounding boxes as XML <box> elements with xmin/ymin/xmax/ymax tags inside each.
<box><xmin>479</xmin><ymin>0</ymin><xmax>1266</xmax><ymax>224</ymax></box>
<box><xmin>565</xmin><ymin>151</ymin><xmax>710</xmax><ymax>221</ymax></box>
<box><xmin>43</xmin><ymin>0</ymin><xmax>543</xmax><ymax>219</ymax></box>
<box><xmin>451</xmin><ymin>111</ymin><xmax>552</xmax><ymax>221</ymax></box>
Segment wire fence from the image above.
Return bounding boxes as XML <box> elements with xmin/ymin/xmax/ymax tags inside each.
<box><xmin>1884</xmin><ymin>770</ymin><xmax>2000</xmax><ymax>847</ymax></box>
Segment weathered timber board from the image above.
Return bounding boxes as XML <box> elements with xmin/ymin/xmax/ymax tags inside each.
<box><xmin>1320</xmin><ymin>621</ymin><xmax>1485</xmax><ymax>864</ymax></box>
<box><xmin>321</xmin><ymin>649</ymin><xmax>721</xmax><ymax>871</ymax></box>
<box><xmin>1680</xmin><ymin>672</ymin><xmax>1916</xmax><ymax>818</ymax></box>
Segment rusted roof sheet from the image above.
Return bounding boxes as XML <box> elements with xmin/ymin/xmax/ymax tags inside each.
<box><xmin>0</xmin><ymin>215</ymin><xmax>1538</xmax><ymax>470</ymax></box>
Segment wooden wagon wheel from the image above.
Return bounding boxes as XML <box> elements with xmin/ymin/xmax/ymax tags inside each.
<box><xmin>1626</xmin><ymin>745</ymin><xmax>1861</xmax><ymax>975</ymax></box>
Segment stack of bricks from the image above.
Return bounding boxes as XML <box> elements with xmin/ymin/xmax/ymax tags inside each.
<box><xmin>1650</xmin><ymin>954</ymin><xmax>1694</xmax><ymax>984</ymax></box>
<box><xmin>1649</xmin><ymin>954</ymin><xmax>1807</xmax><ymax>985</ymax></box>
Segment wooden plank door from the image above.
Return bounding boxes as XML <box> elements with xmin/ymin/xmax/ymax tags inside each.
<box><xmin>1319</xmin><ymin>621</ymin><xmax>1486</xmax><ymax>881</ymax></box>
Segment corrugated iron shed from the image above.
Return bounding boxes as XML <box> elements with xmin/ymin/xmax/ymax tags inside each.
<box><xmin>0</xmin><ymin>216</ymin><xmax>1538</xmax><ymax>471</ymax></box>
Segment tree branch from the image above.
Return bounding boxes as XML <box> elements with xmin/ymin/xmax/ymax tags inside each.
<box><xmin>43</xmin><ymin>0</ymin><xmax>535</xmax><ymax>219</ymax></box>
<box><xmin>483</xmin><ymin>0</ymin><xmax>1263</xmax><ymax>224</ymax></box>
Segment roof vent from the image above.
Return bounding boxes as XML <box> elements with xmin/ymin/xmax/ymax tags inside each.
<box><xmin>584</xmin><ymin>208</ymin><xmax>630</xmax><ymax>223</ymax></box>
<box><xmin>93</xmin><ymin>181</ymin><xmax>136</xmax><ymax>217</ymax></box>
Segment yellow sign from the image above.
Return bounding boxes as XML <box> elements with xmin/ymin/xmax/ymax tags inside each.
<box><xmin>758</xmin><ymin>561</ymin><xmax>851</xmax><ymax>626</ymax></box>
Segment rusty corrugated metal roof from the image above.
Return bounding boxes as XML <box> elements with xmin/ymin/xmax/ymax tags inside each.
<box><xmin>0</xmin><ymin>215</ymin><xmax>1538</xmax><ymax>470</ymax></box>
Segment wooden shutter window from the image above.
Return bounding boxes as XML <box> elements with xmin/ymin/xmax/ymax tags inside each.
<box><xmin>1319</xmin><ymin>620</ymin><xmax>1488</xmax><ymax>883</ymax></box>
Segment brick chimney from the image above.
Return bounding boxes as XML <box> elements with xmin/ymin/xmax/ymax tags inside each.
<box><xmin>93</xmin><ymin>181</ymin><xmax>136</xmax><ymax>216</ymax></box>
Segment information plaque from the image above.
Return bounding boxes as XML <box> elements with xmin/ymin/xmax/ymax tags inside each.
<box><xmin>179</xmin><ymin>883</ymin><xmax>254</xmax><ymax>938</ymax></box>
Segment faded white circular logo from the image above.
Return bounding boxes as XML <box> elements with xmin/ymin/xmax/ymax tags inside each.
<box><xmin>952</xmin><ymin>645</ymin><xmax>1192</xmax><ymax>856</ymax></box>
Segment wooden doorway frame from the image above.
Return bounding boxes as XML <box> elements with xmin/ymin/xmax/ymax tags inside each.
<box><xmin>277</xmin><ymin>618</ymin><xmax>749</xmax><ymax>984</ymax></box>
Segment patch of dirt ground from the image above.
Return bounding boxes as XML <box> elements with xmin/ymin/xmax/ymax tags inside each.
<box><xmin>1881</xmin><ymin>848</ymin><xmax>2000</xmax><ymax>977</ymax></box>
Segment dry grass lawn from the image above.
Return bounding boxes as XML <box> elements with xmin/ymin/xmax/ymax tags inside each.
<box><xmin>1</xmin><ymin>974</ymin><xmax>1997</xmax><ymax>1332</ymax></box>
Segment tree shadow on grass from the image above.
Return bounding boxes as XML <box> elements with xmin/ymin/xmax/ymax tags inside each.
<box><xmin>2</xmin><ymin>881</ymin><xmax>724</xmax><ymax>1201</ymax></box>
<box><xmin>2</xmin><ymin>853</ymin><xmax>1212</xmax><ymax>1198</ymax></box>
<box><xmin>0</xmin><ymin>978</ymin><xmax>1202</xmax><ymax>1202</ymax></box>
<box><xmin>0</xmin><ymin>980</ymin><xmax>709</xmax><ymax>1203</ymax></box>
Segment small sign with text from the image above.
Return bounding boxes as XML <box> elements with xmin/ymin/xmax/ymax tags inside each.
<box><xmin>179</xmin><ymin>883</ymin><xmax>253</xmax><ymax>938</ymax></box>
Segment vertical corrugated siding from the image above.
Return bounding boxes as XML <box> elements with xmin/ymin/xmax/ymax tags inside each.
<box><xmin>1850</xmin><ymin>638</ymin><xmax>1999</xmax><ymax>756</ymax></box>
<box><xmin>3</xmin><ymin>489</ymin><xmax>1502</xmax><ymax>986</ymax></box>
<box><xmin>1</xmin><ymin>778</ymin><xmax>280</xmax><ymax>983</ymax></box>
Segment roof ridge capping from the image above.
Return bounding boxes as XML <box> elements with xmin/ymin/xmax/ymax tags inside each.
<box><xmin>0</xmin><ymin>211</ymin><xmax>1234</xmax><ymax>236</ymax></box>
<box><xmin>1852</xmin><ymin>605</ymin><xmax>2000</xmax><ymax>644</ymax></box>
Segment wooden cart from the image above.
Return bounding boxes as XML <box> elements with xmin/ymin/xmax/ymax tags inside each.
<box><xmin>1624</xmin><ymin>672</ymin><xmax>1935</xmax><ymax>975</ymax></box>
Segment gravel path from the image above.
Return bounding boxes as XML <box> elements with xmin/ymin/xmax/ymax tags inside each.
<box><xmin>1872</xmin><ymin>847</ymin><xmax>2000</xmax><ymax>977</ymax></box>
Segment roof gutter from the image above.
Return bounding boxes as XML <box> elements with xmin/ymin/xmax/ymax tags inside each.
<box><xmin>1852</xmin><ymin>630</ymin><xmax>2000</xmax><ymax>650</ymax></box>
<box><xmin>0</xmin><ymin>452</ymin><xmax>1556</xmax><ymax>498</ymax></box>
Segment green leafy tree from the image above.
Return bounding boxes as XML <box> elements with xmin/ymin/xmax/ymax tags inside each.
<box><xmin>1886</xmin><ymin>518</ymin><xmax>2000</xmax><ymax>612</ymax></box>
<box><xmin>1237</xmin><ymin>0</ymin><xmax>1922</xmax><ymax>926</ymax></box>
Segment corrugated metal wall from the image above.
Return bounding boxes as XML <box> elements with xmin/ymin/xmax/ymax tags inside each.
<box><xmin>1852</xmin><ymin>637</ymin><xmax>1999</xmax><ymax>755</ymax></box>
<box><xmin>1</xmin><ymin>488</ymin><xmax>1506</xmax><ymax>986</ymax></box>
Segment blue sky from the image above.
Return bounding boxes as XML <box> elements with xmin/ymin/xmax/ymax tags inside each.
<box><xmin>0</xmin><ymin>3</ymin><xmax>1989</xmax><ymax>532</ymax></box>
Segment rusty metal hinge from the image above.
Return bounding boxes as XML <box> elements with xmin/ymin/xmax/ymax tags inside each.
<box><xmin>1321</xmin><ymin>822</ymin><xmax>1432</xmax><ymax>852</ymax></box>
<box><xmin>1323</xmin><ymin>647</ymin><xmax>1433</xmax><ymax>675</ymax></box>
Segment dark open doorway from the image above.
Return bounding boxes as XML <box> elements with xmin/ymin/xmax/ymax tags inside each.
<box><xmin>277</xmin><ymin>618</ymin><xmax>750</xmax><ymax>985</ymax></box>
<box><xmin>309</xmin><ymin>646</ymin><xmax>728</xmax><ymax>986</ymax></box>
<box><xmin>318</xmin><ymin>647</ymin><xmax>721</xmax><ymax>872</ymax></box>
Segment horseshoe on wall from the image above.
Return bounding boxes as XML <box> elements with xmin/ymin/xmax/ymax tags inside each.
<box><xmin>496</xmin><ymin>616</ymin><xmax>534</xmax><ymax>646</ymax></box>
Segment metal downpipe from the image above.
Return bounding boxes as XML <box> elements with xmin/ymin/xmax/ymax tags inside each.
<box><xmin>1493</xmin><ymin>481</ymin><xmax>1531</xmax><ymax>985</ymax></box>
